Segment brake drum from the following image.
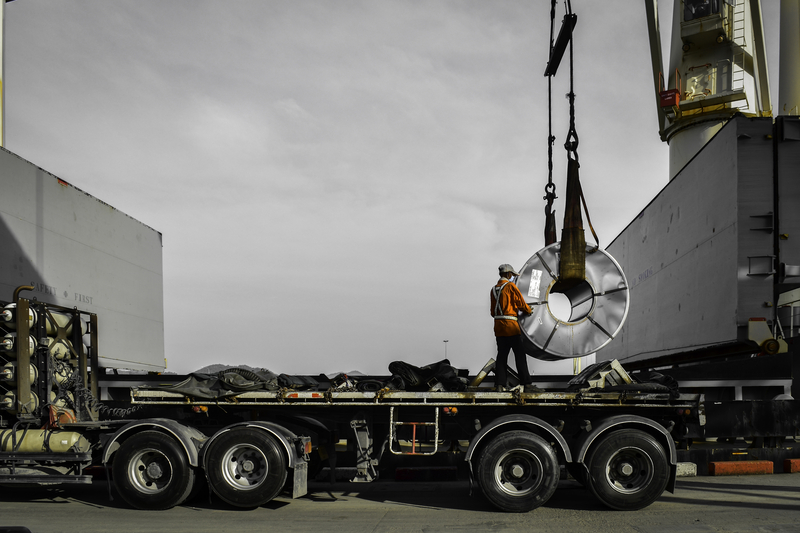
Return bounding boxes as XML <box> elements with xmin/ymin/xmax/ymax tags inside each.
<box><xmin>516</xmin><ymin>242</ymin><xmax>629</xmax><ymax>360</ymax></box>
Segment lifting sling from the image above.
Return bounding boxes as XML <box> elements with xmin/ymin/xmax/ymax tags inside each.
<box><xmin>543</xmin><ymin>0</ymin><xmax>599</xmax><ymax>292</ymax></box>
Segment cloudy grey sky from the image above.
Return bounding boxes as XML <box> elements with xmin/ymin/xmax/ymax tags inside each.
<box><xmin>3</xmin><ymin>1</ymin><xmax>783</xmax><ymax>375</ymax></box>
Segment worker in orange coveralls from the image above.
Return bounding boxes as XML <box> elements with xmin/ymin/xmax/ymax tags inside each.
<box><xmin>490</xmin><ymin>264</ymin><xmax>536</xmax><ymax>392</ymax></box>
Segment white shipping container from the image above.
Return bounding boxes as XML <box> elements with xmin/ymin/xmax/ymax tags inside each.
<box><xmin>602</xmin><ymin>116</ymin><xmax>776</xmax><ymax>365</ymax></box>
<box><xmin>0</xmin><ymin>148</ymin><xmax>165</xmax><ymax>371</ymax></box>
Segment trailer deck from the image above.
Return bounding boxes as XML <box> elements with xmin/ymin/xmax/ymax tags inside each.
<box><xmin>131</xmin><ymin>387</ymin><xmax>700</xmax><ymax>409</ymax></box>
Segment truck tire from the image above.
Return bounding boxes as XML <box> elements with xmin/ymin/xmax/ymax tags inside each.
<box><xmin>586</xmin><ymin>428</ymin><xmax>669</xmax><ymax>511</ymax></box>
<box><xmin>205</xmin><ymin>428</ymin><xmax>288</xmax><ymax>508</ymax></box>
<box><xmin>112</xmin><ymin>430</ymin><xmax>196</xmax><ymax>510</ymax></box>
<box><xmin>476</xmin><ymin>430</ymin><xmax>559</xmax><ymax>512</ymax></box>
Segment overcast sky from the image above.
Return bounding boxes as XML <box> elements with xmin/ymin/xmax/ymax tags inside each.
<box><xmin>3</xmin><ymin>1</ymin><xmax>783</xmax><ymax>376</ymax></box>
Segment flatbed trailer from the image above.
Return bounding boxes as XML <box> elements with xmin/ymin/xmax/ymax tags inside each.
<box><xmin>0</xmin><ymin>296</ymin><xmax>703</xmax><ymax>513</ymax></box>
<box><xmin>117</xmin><ymin>381</ymin><xmax>702</xmax><ymax>513</ymax></box>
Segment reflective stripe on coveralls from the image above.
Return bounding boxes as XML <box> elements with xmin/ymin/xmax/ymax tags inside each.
<box><xmin>492</xmin><ymin>281</ymin><xmax>517</xmax><ymax>320</ymax></box>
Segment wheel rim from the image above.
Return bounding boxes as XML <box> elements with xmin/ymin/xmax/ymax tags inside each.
<box><xmin>220</xmin><ymin>444</ymin><xmax>268</xmax><ymax>490</ymax></box>
<box><xmin>603</xmin><ymin>445</ymin><xmax>654</xmax><ymax>494</ymax></box>
<box><xmin>127</xmin><ymin>447</ymin><xmax>173</xmax><ymax>494</ymax></box>
<box><xmin>493</xmin><ymin>448</ymin><xmax>544</xmax><ymax>496</ymax></box>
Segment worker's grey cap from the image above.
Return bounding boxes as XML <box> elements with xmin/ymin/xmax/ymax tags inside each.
<box><xmin>498</xmin><ymin>264</ymin><xmax>520</xmax><ymax>276</ymax></box>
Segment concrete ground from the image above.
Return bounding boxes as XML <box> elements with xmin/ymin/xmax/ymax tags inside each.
<box><xmin>0</xmin><ymin>473</ymin><xmax>799</xmax><ymax>533</ymax></box>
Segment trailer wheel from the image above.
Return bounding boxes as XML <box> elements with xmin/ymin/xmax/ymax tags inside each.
<box><xmin>586</xmin><ymin>429</ymin><xmax>669</xmax><ymax>511</ymax></box>
<box><xmin>476</xmin><ymin>431</ymin><xmax>559</xmax><ymax>512</ymax></box>
<box><xmin>205</xmin><ymin>428</ymin><xmax>288</xmax><ymax>508</ymax></box>
<box><xmin>112</xmin><ymin>430</ymin><xmax>196</xmax><ymax>510</ymax></box>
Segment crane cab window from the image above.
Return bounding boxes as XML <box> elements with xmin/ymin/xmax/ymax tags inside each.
<box><xmin>684</xmin><ymin>0</ymin><xmax>720</xmax><ymax>21</ymax></box>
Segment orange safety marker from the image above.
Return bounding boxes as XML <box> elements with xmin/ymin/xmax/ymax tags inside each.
<box><xmin>709</xmin><ymin>460</ymin><xmax>773</xmax><ymax>476</ymax></box>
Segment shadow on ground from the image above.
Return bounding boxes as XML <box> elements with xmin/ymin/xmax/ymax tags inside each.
<box><xmin>303</xmin><ymin>478</ymin><xmax>609</xmax><ymax>512</ymax></box>
<box><xmin>0</xmin><ymin>477</ymin><xmax>607</xmax><ymax>513</ymax></box>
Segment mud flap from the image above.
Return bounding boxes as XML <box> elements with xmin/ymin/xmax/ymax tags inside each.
<box><xmin>667</xmin><ymin>463</ymin><xmax>677</xmax><ymax>493</ymax></box>
<box><xmin>291</xmin><ymin>461</ymin><xmax>308</xmax><ymax>499</ymax></box>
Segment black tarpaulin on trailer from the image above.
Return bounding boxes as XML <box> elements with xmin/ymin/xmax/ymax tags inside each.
<box><xmin>142</xmin><ymin>369</ymin><xmax>281</xmax><ymax>399</ymax></box>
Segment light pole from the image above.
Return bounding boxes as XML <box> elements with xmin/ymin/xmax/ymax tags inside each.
<box><xmin>443</xmin><ymin>340</ymin><xmax>449</xmax><ymax>359</ymax></box>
